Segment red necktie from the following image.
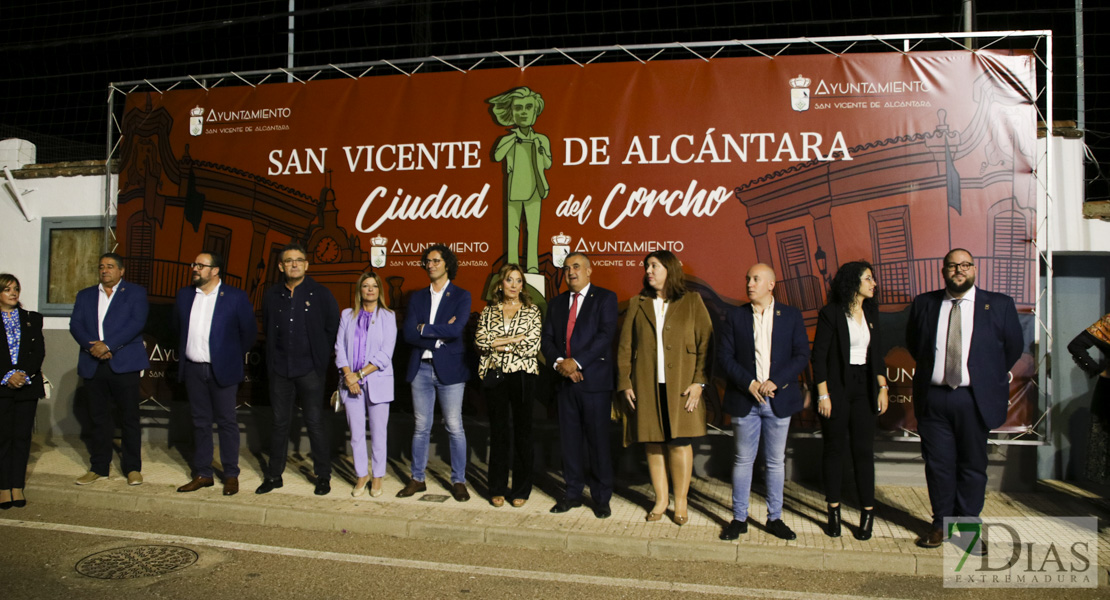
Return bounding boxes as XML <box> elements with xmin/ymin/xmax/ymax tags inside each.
<box><xmin>565</xmin><ymin>292</ymin><xmax>579</xmax><ymax>357</ymax></box>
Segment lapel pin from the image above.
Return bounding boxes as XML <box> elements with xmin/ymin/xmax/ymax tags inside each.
<box><xmin>219</xmin><ymin>292</ymin><xmax>225</xmax><ymax>297</ymax></box>
<box><xmin>775</xmin><ymin>310</ymin><xmax>781</xmax><ymax>316</ymax></box>
<box><xmin>305</xmin><ymin>301</ymin><xmax>311</xmax><ymax>307</ymax></box>
<box><xmin>869</xmin><ymin>322</ymin><xmax>873</xmax><ymax>328</ymax></box>
<box><xmin>984</xmin><ymin>304</ymin><xmax>990</xmax><ymax>310</ymax></box>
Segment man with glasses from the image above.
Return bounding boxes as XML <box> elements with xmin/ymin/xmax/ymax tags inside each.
<box><xmin>173</xmin><ymin>251</ymin><xmax>257</xmax><ymax>496</ymax></box>
<box><xmin>70</xmin><ymin>252</ymin><xmax>149</xmax><ymax>486</ymax></box>
<box><xmin>398</xmin><ymin>244</ymin><xmax>473</xmax><ymax>501</ymax></box>
<box><xmin>541</xmin><ymin>252</ymin><xmax>618</xmax><ymax>518</ymax></box>
<box><xmin>906</xmin><ymin>248</ymin><xmax>1023</xmax><ymax>549</ymax></box>
<box><xmin>257</xmin><ymin>243</ymin><xmax>339</xmax><ymax>496</ymax></box>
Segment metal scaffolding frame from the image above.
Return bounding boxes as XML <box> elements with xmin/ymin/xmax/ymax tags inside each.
<box><xmin>105</xmin><ymin>30</ymin><xmax>1055</xmax><ymax>445</ymax></box>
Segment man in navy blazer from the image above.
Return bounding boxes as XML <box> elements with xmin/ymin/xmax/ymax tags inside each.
<box><xmin>718</xmin><ymin>263</ymin><xmax>810</xmax><ymax>541</ymax></box>
<box><xmin>69</xmin><ymin>253</ymin><xmax>150</xmax><ymax>486</ymax></box>
<box><xmin>541</xmin><ymin>252</ymin><xmax>619</xmax><ymax>518</ymax></box>
<box><xmin>397</xmin><ymin>244</ymin><xmax>473</xmax><ymax>501</ymax></box>
<box><xmin>173</xmin><ymin>251</ymin><xmax>257</xmax><ymax>496</ymax></box>
<box><xmin>906</xmin><ymin>248</ymin><xmax>1023</xmax><ymax>548</ymax></box>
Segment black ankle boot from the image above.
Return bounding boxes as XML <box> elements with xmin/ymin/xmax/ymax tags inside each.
<box><xmin>855</xmin><ymin>508</ymin><xmax>874</xmax><ymax>540</ymax></box>
<box><xmin>826</xmin><ymin>504</ymin><xmax>841</xmax><ymax>537</ymax></box>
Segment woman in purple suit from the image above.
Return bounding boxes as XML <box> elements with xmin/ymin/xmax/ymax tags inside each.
<box><xmin>335</xmin><ymin>272</ymin><xmax>397</xmax><ymax>497</ymax></box>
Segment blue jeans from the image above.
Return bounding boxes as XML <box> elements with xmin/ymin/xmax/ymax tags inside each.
<box><xmin>410</xmin><ymin>361</ymin><xmax>468</xmax><ymax>483</ymax></box>
<box><xmin>731</xmin><ymin>401</ymin><xmax>791</xmax><ymax>522</ymax></box>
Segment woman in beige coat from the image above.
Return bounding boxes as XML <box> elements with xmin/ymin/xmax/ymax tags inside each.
<box><xmin>618</xmin><ymin>250</ymin><xmax>712</xmax><ymax>525</ymax></box>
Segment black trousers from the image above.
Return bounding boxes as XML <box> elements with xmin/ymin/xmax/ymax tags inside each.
<box><xmin>819</xmin><ymin>364</ymin><xmax>876</xmax><ymax>506</ymax></box>
<box><xmin>918</xmin><ymin>385</ymin><xmax>989</xmax><ymax>529</ymax></box>
<box><xmin>84</xmin><ymin>362</ymin><xmax>142</xmax><ymax>476</ymax></box>
<box><xmin>486</xmin><ymin>371</ymin><xmax>536</xmax><ymax>500</ymax></box>
<box><xmin>183</xmin><ymin>361</ymin><xmax>240</xmax><ymax>479</ymax></box>
<box><xmin>556</xmin><ymin>384</ymin><xmax>614</xmax><ymax>505</ymax></box>
<box><xmin>0</xmin><ymin>396</ymin><xmax>37</xmax><ymax>489</ymax></box>
<box><xmin>267</xmin><ymin>370</ymin><xmax>330</xmax><ymax>480</ymax></box>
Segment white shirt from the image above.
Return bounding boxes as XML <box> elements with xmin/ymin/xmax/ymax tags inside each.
<box><xmin>97</xmin><ymin>283</ymin><xmax>118</xmax><ymax>342</ymax></box>
<box><xmin>185</xmin><ymin>281</ymin><xmax>221</xmax><ymax>363</ymax></box>
<box><xmin>653</xmin><ymin>297</ymin><xmax>668</xmax><ymax>383</ymax></box>
<box><xmin>421</xmin><ymin>282</ymin><xmax>447</xmax><ymax>359</ymax></box>
<box><xmin>847</xmin><ymin>312</ymin><xmax>871</xmax><ymax>365</ymax></box>
<box><xmin>752</xmin><ymin>300</ymin><xmax>775</xmax><ymax>385</ymax></box>
<box><xmin>930</xmin><ymin>286</ymin><xmax>977</xmax><ymax>387</ymax></box>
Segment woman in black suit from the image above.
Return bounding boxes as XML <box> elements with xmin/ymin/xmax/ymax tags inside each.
<box><xmin>812</xmin><ymin>261</ymin><xmax>888</xmax><ymax>540</ymax></box>
<box><xmin>0</xmin><ymin>274</ymin><xmax>46</xmax><ymax>509</ymax></box>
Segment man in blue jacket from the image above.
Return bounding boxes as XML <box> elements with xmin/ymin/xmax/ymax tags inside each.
<box><xmin>70</xmin><ymin>253</ymin><xmax>150</xmax><ymax>486</ymax></box>
<box><xmin>906</xmin><ymin>248</ymin><xmax>1023</xmax><ymax>549</ymax></box>
<box><xmin>540</xmin><ymin>252</ymin><xmax>619</xmax><ymax>518</ymax></box>
<box><xmin>398</xmin><ymin>244</ymin><xmax>473</xmax><ymax>501</ymax></box>
<box><xmin>173</xmin><ymin>251</ymin><xmax>257</xmax><ymax>496</ymax></box>
<box><xmin>718</xmin><ymin>263</ymin><xmax>811</xmax><ymax>541</ymax></box>
<box><xmin>257</xmin><ymin>243</ymin><xmax>339</xmax><ymax>496</ymax></box>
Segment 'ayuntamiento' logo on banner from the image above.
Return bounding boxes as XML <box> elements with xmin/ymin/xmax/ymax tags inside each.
<box><xmin>189</xmin><ymin>106</ymin><xmax>204</xmax><ymax>136</ymax></box>
<box><xmin>942</xmin><ymin>516</ymin><xmax>1098</xmax><ymax>589</ymax></box>
<box><xmin>370</xmin><ymin>235</ymin><xmax>387</xmax><ymax>268</ymax></box>
<box><xmin>790</xmin><ymin>75</ymin><xmax>811</xmax><ymax>112</ymax></box>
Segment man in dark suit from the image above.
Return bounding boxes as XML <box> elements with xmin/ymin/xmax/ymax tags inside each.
<box><xmin>69</xmin><ymin>253</ymin><xmax>150</xmax><ymax>486</ymax></box>
<box><xmin>541</xmin><ymin>252</ymin><xmax>619</xmax><ymax>518</ymax></box>
<box><xmin>257</xmin><ymin>243</ymin><xmax>339</xmax><ymax>496</ymax></box>
<box><xmin>173</xmin><ymin>251</ymin><xmax>257</xmax><ymax>496</ymax></box>
<box><xmin>906</xmin><ymin>248</ymin><xmax>1023</xmax><ymax>548</ymax></box>
<box><xmin>718</xmin><ymin>263</ymin><xmax>810</xmax><ymax>541</ymax></box>
<box><xmin>398</xmin><ymin>244</ymin><xmax>473</xmax><ymax>501</ymax></box>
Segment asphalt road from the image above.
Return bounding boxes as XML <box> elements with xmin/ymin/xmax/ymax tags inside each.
<box><xmin>0</xmin><ymin>502</ymin><xmax>1100</xmax><ymax>599</ymax></box>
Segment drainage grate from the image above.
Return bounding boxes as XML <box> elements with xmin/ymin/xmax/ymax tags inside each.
<box><xmin>76</xmin><ymin>545</ymin><xmax>198</xmax><ymax>579</ymax></box>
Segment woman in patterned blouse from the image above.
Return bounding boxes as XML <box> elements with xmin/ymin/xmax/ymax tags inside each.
<box><xmin>0</xmin><ymin>274</ymin><xmax>46</xmax><ymax>509</ymax></box>
<box><xmin>475</xmin><ymin>263</ymin><xmax>542</xmax><ymax>507</ymax></box>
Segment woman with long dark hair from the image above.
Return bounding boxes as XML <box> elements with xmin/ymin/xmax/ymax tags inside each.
<box><xmin>0</xmin><ymin>274</ymin><xmax>46</xmax><ymax>509</ymax></box>
<box><xmin>617</xmin><ymin>250</ymin><xmax>712</xmax><ymax>525</ymax></box>
<box><xmin>812</xmin><ymin>261</ymin><xmax>888</xmax><ymax>540</ymax></box>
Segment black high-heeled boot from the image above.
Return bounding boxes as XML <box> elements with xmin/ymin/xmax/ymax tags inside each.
<box><xmin>855</xmin><ymin>508</ymin><xmax>874</xmax><ymax>540</ymax></box>
<box><xmin>826</xmin><ymin>504</ymin><xmax>841</xmax><ymax>537</ymax></box>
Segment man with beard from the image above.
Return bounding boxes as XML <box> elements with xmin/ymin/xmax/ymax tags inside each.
<box><xmin>906</xmin><ymin>248</ymin><xmax>1023</xmax><ymax>548</ymax></box>
<box><xmin>173</xmin><ymin>251</ymin><xmax>257</xmax><ymax>496</ymax></box>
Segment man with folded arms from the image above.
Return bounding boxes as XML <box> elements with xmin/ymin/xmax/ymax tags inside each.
<box><xmin>173</xmin><ymin>251</ymin><xmax>257</xmax><ymax>496</ymax></box>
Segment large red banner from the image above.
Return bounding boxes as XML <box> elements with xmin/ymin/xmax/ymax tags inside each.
<box><xmin>117</xmin><ymin>50</ymin><xmax>1038</xmax><ymax>431</ymax></box>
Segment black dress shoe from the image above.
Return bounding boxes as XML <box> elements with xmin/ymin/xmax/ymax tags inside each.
<box><xmin>827</xmin><ymin>504</ymin><xmax>842</xmax><ymax>538</ymax></box>
<box><xmin>396</xmin><ymin>479</ymin><xmax>426</xmax><ymax>498</ymax></box>
<box><xmin>314</xmin><ymin>479</ymin><xmax>331</xmax><ymax>496</ymax></box>
<box><xmin>255</xmin><ymin>478</ymin><xmax>283</xmax><ymax>495</ymax></box>
<box><xmin>767</xmin><ymin>519</ymin><xmax>797</xmax><ymax>540</ymax></box>
<box><xmin>854</xmin><ymin>508</ymin><xmax>874</xmax><ymax>541</ymax></box>
<box><xmin>916</xmin><ymin>528</ymin><xmax>944</xmax><ymax>548</ymax></box>
<box><xmin>593</xmin><ymin>503</ymin><xmax>611</xmax><ymax>519</ymax></box>
<box><xmin>719</xmin><ymin>519</ymin><xmax>748</xmax><ymax>540</ymax></box>
<box><xmin>549</xmin><ymin>498</ymin><xmax>583</xmax><ymax>513</ymax></box>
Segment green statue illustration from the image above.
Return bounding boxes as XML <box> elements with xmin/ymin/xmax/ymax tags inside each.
<box><xmin>489</xmin><ymin>87</ymin><xmax>552</xmax><ymax>273</ymax></box>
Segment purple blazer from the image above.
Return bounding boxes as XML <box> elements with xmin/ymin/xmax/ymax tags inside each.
<box><xmin>334</xmin><ymin>307</ymin><xmax>397</xmax><ymax>404</ymax></box>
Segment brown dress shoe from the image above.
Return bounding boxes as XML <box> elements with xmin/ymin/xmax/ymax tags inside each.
<box><xmin>395</xmin><ymin>479</ymin><xmax>426</xmax><ymax>498</ymax></box>
<box><xmin>451</xmin><ymin>482</ymin><xmax>470</xmax><ymax>502</ymax></box>
<box><xmin>916</xmin><ymin>528</ymin><xmax>944</xmax><ymax>548</ymax></box>
<box><xmin>223</xmin><ymin>477</ymin><xmax>239</xmax><ymax>496</ymax></box>
<box><xmin>177</xmin><ymin>476</ymin><xmax>214</xmax><ymax>492</ymax></box>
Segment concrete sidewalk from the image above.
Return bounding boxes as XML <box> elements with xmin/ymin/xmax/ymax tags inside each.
<box><xmin>12</xmin><ymin>435</ymin><xmax>1110</xmax><ymax>581</ymax></box>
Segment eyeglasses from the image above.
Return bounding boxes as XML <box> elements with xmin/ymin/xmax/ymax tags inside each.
<box><xmin>191</xmin><ymin>263</ymin><xmax>214</xmax><ymax>270</ymax></box>
<box><xmin>281</xmin><ymin>258</ymin><xmax>307</xmax><ymax>265</ymax></box>
<box><xmin>944</xmin><ymin>262</ymin><xmax>975</xmax><ymax>273</ymax></box>
<box><xmin>424</xmin><ymin>258</ymin><xmax>444</xmax><ymax>266</ymax></box>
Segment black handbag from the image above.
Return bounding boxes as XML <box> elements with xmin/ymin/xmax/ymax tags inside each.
<box><xmin>482</xmin><ymin>367</ymin><xmax>505</xmax><ymax>389</ymax></box>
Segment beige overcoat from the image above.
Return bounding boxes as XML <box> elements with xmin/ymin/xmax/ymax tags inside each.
<box><xmin>616</xmin><ymin>291</ymin><xmax>713</xmax><ymax>445</ymax></box>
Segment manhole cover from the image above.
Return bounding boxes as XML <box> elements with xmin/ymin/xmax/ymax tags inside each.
<box><xmin>76</xmin><ymin>545</ymin><xmax>198</xmax><ymax>579</ymax></box>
